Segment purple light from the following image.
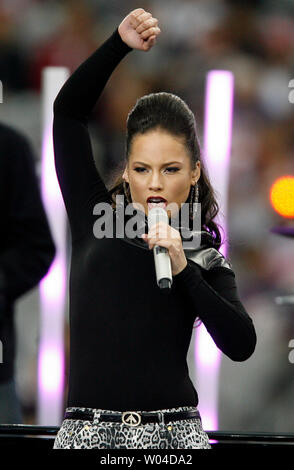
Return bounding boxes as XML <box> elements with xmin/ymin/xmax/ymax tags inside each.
<box><xmin>204</xmin><ymin>71</ymin><xmax>234</xmax><ymax>168</ymax></box>
<box><xmin>195</xmin><ymin>324</ymin><xmax>221</xmax><ymax>431</ymax></box>
<box><xmin>40</xmin><ymin>256</ymin><xmax>66</xmax><ymax>303</ymax></box>
<box><xmin>42</xmin><ymin>128</ymin><xmax>61</xmax><ymax>201</ymax></box>
<box><xmin>196</xmin><ymin>323</ymin><xmax>221</xmax><ymax>369</ymax></box>
<box><xmin>38</xmin><ymin>66</ymin><xmax>69</xmax><ymax>425</ymax></box>
<box><xmin>38</xmin><ymin>345</ymin><xmax>64</xmax><ymax>394</ymax></box>
<box><xmin>195</xmin><ymin>70</ymin><xmax>234</xmax><ymax>431</ymax></box>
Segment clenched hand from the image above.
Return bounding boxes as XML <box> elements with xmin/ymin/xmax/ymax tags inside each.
<box><xmin>118</xmin><ymin>8</ymin><xmax>161</xmax><ymax>52</ymax></box>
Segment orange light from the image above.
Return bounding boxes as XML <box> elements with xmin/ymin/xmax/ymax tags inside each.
<box><xmin>270</xmin><ymin>176</ymin><xmax>294</xmax><ymax>218</ymax></box>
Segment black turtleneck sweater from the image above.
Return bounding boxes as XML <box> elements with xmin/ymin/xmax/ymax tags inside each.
<box><xmin>53</xmin><ymin>28</ymin><xmax>256</xmax><ymax>411</ymax></box>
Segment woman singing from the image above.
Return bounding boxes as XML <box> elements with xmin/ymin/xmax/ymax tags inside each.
<box><xmin>52</xmin><ymin>8</ymin><xmax>256</xmax><ymax>449</ymax></box>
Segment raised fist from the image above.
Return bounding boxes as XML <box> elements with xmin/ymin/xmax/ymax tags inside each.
<box><xmin>118</xmin><ymin>8</ymin><xmax>161</xmax><ymax>52</ymax></box>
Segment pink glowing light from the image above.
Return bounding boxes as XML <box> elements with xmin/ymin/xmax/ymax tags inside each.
<box><xmin>38</xmin><ymin>345</ymin><xmax>64</xmax><ymax>394</ymax></box>
<box><xmin>38</xmin><ymin>67</ymin><xmax>69</xmax><ymax>425</ymax></box>
<box><xmin>195</xmin><ymin>323</ymin><xmax>222</xmax><ymax>369</ymax></box>
<box><xmin>204</xmin><ymin>71</ymin><xmax>234</xmax><ymax>167</ymax></box>
<box><xmin>40</xmin><ymin>256</ymin><xmax>66</xmax><ymax>304</ymax></box>
<box><xmin>196</xmin><ymin>70</ymin><xmax>234</xmax><ymax>431</ymax></box>
<box><xmin>42</xmin><ymin>129</ymin><xmax>60</xmax><ymax>201</ymax></box>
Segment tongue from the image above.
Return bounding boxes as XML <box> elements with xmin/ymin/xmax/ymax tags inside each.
<box><xmin>148</xmin><ymin>201</ymin><xmax>167</xmax><ymax>210</ymax></box>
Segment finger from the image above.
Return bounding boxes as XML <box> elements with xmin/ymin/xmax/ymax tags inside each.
<box><xmin>129</xmin><ymin>8</ymin><xmax>147</xmax><ymax>28</ymax></box>
<box><xmin>148</xmin><ymin>235</ymin><xmax>179</xmax><ymax>248</ymax></box>
<box><xmin>131</xmin><ymin>8</ymin><xmax>146</xmax><ymax>18</ymax></box>
<box><xmin>147</xmin><ymin>229</ymin><xmax>171</xmax><ymax>243</ymax></box>
<box><xmin>151</xmin><ymin>229</ymin><xmax>171</xmax><ymax>240</ymax></box>
<box><xmin>148</xmin><ymin>237</ymin><xmax>168</xmax><ymax>248</ymax></box>
<box><xmin>145</xmin><ymin>35</ymin><xmax>157</xmax><ymax>50</ymax></box>
<box><xmin>142</xmin><ymin>35</ymin><xmax>159</xmax><ymax>52</ymax></box>
<box><xmin>154</xmin><ymin>222</ymin><xmax>180</xmax><ymax>238</ymax></box>
<box><xmin>136</xmin><ymin>17</ymin><xmax>158</xmax><ymax>34</ymax></box>
<box><xmin>141</xmin><ymin>26</ymin><xmax>161</xmax><ymax>40</ymax></box>
<box><xmin>147</xmin><ymin>36</ymin><xmax>157</xmax><ymax>47</ymax></box>
<box><xmin>134</xmin><ymin>11</ymin><xmax>152</xmax><ymax>30</ymax></box>
<box><xmin>150</xmin><ymin>239</ymin><xmax>183</xmax><ymax>253</ymax></box>
<box><xmin>148</xmin><ymin>239</ymin><xmax>172</xmax><ymax>250</ymax></box>
<box><xmin>150</xmin><ymin>221</ymin><xmax>168</xmax><ymax>230</ymax></box>
<box><xmin>149</xmin><ymin>221</ymin><xmax>173</xmax><ymax>233</ymax></box>
<box><xmin>146</xmin><ymin>226</ymin><xmax>169</xmax><ymax>239</ymax></box>
<box><xmin>136</xmin><ymin>11</ymin><xmax>152</xmax><ymax>24</ymax></box>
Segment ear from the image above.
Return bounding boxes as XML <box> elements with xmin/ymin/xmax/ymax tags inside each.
<box><xmin>122</xmin><ymin>167</ymin><xmax>129</xmax><ymax>183</ymax></box>
<box><xmin>191</xmin><ymin>160</ymin><xmax>201</xmax><ymax>185</ymax></box>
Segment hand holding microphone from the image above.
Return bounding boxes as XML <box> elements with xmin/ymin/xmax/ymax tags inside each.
<box><xmin>143</xmin><ymin>207</ymin><xmax>188</xmax><ymax>291</ymax></box>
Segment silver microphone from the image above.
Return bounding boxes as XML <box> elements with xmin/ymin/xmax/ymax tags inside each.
<box><xmin>147</xmin><ymin>206</ymin><xmax>173</xmax><ymax>293</ymax></box>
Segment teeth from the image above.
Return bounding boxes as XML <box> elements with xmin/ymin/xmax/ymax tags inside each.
<box><xmin>148</xmin><ymin>201</ymin><xmax>167</xmax><ymax>210</ymax></box>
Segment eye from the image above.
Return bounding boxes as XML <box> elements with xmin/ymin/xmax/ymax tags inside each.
<box><xmin>134</xmin><ymin>167</ymin><xmax>180</xmax><ymax>173</ymax></box>
<box><xmin>134</xmin><ymin>167</ymin><xmax>146</xmax><ymax>172</ymax></box>
<box><xmin>165</xmin><ymin>167</ymin><xmax>179</xmax><ymax>173</ymax></box>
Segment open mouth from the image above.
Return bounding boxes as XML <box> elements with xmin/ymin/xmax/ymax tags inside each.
<box><xmin>147</xmin><ymin>197</ymin><xmax>167</xmax><ymax>210</ymax></box>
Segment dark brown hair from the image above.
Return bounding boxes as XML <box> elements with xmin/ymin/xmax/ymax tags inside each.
<box><xmin>108</xmin><ymin>92</ymin><xmax>224</xmax><ymax>250</ymax></box>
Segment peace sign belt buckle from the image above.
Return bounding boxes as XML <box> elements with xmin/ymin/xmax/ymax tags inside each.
<box><xmin>122</xmin><ymin>411</ymin><xmax>142</xmax><ymax>426</ymax></box>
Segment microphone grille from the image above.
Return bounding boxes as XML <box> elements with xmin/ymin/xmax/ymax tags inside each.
<box><xmin>148</xmin><ymin>206</ymin><xmax>168</xmax><ymax>230</ymax></box>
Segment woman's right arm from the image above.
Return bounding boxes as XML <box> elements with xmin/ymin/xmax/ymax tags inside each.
<box><xmin>52</xmin><ymin>29</ymin><xmax>132</xmax><ymax>243</ymax></box>
<box><xmin>53</xmin><ymin>8</ymin><xmax>160</xmax><ymax>243</ymax></box>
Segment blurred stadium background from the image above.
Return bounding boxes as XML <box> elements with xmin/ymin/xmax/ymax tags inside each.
<box><xmin>1</xmin><ymin>0</ymin><xmax>294</xmax><ymax>431</ymax></box>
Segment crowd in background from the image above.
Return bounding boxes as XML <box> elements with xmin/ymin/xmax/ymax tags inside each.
<box><xmin>1</xmin><ymin>0</ymin><xmax>294</xmax><ymax>431</ymax></box>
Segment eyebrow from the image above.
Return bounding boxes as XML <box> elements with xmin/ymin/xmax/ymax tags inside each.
<box><xmin>132</xmin><ymin>161</ymin><xmax>183</xmax><ymax>166</ymax></box>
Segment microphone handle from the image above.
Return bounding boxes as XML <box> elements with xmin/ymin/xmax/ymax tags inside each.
<box><xmin>153</xmin><ymin>244</ymin><xmax>173</xmax><ymax>290</ymax></box>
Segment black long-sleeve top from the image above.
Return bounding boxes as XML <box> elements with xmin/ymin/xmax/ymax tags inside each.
<box><xmin>0</xmin><ymin>123</ymin><xmax>56</xmax><ymax>383</ymax></box>
<box><xmin>53</xmin><ymin>28</ymin><xmax>256</xmax><ymax>411</ymax></box>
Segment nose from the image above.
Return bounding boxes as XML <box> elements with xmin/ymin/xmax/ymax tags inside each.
<box><xmin>148</xmin><ymin>171</ymin><xmax>163</xmax><ymax>190</ymax></box>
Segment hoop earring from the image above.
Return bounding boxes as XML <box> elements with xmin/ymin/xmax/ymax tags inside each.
<box><xmin>189</xmin><ymin>183</ymin><xmax>199</xmax><ymax>219</ymax></box>
<box><xmin>123</xmin><ymin>180</ymin><xmax>132</xmax><ymax>204</ymax></box>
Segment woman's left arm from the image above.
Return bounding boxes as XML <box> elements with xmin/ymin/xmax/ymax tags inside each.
<box><xmin>173</xmin><ymin>261</ymin><xmax>257</xmax><ymax>362</ymax></box>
